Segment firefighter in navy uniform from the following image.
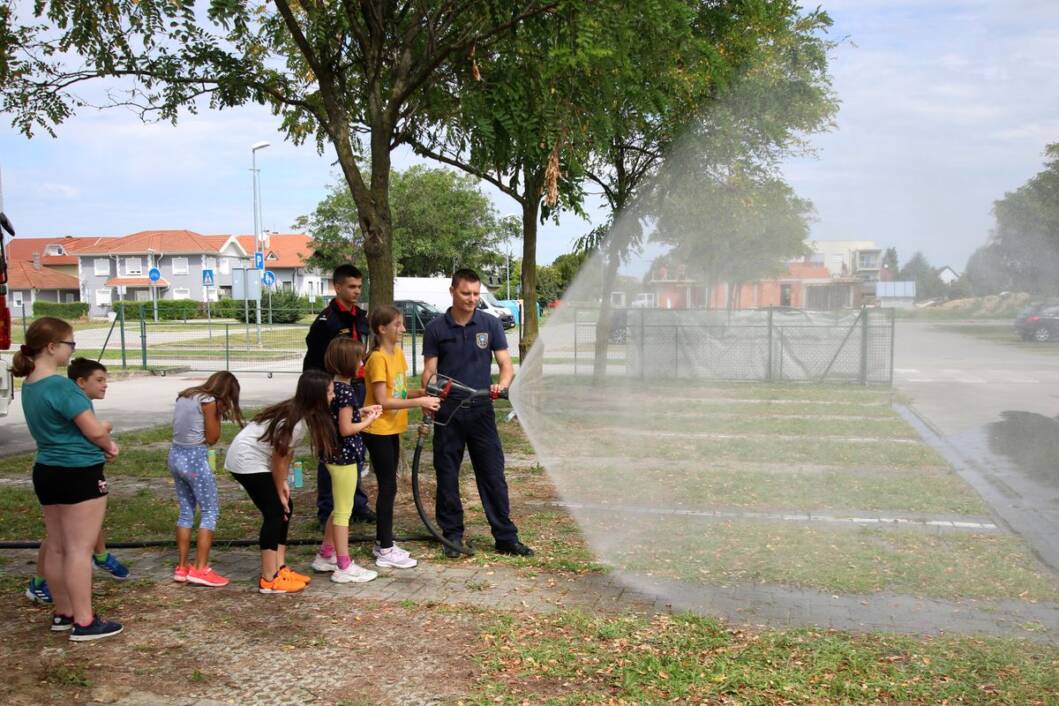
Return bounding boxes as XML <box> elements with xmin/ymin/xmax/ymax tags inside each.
<box><xmin>303</xmin><ymin>264</ymin><xmax>375</xmax><ymax>525</ymax></box>
<box><xmin>421</xmin><ymin>269</ymin><xmax>534</xmax><ymax>558</ymax></box>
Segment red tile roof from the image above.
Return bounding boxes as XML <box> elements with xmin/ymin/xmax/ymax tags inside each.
<box><xmin>74</xmin><ymin>230</ymin><xmax>225</xmax><ymax>255</ymax></box>
<box><xmin>232</xmin><ymin>236</ymin><xmax>309</xmax><ymax>273</ymax></box>
<box><xmin>235</xmin><ymin>234</ymin><xmax>312</xmax><ymax>269</ymax></box>
<box><xmin>5</xmin><ymin>236</ymin><xmax>81</xmax><ymax>265</ymax></box>
<box><xmin>6</xmin><ymin>260</ymin><xmax>81</xmax><ymax>290</ymax></box>
<box><xmin>104</xmin><ymin>277</ymin><xmax>170</xmax><ymax>287</ymax></box>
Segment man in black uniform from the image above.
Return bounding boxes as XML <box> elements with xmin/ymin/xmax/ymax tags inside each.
<box><xmin>422</xmin><ymin>268</ymin><xmax>533</xmax><ymax>558</ymax></box>
<box><xmin>304</xmin><ymin>263</ymin><xmax>374</xmax><ymax>525</ymax></box>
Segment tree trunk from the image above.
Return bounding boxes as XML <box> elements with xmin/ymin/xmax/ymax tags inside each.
<box><xmin>519</xmin><ymin>194</ymin><xmax>540</xmax><ymax>362</ymax></box>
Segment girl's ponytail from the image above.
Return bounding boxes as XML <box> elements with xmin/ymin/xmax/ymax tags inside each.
<box><xmin>11</xmin><ymin>317</ymin><xmax>74</xmax><ymax>378</ymax></box>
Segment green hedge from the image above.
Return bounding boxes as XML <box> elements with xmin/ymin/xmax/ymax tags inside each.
<box><xmin>32</xmin><ymin>301</ymin><xmax>90</xmax><ymax>319</ymax></box>
<box><xmin>114</xmin><ymin>299</ymin><xmax>201</xmax><ymax>321</ymax></box>
<box><xmin>111</xmin><ymin>295</ymin><xmax>321</xmax><ymax>322</ymax></box>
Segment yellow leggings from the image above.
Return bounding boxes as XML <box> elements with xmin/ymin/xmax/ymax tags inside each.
<box><xmin>325</xmin><ymin>463</ymin><xmax>359</xmax><ymax>528</ymax></box>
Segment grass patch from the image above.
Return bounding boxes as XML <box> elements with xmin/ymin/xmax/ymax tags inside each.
<box><xmin>469</xmin><ymin>611</ymin><xmax>1059</xmax><ymax>705</ymax></box>
<box><xmin>598</xmin><ymin>516</ymin><xmax>1059</xmax><ymax>602</ymax></box>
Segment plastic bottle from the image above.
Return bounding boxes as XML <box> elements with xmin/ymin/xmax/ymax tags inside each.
<box><xmin>207</xmin><ymin>449</ymin><xmax>217</xmax><ymax>472</ymax></box>
<box><xmin>292</xmin><ymin>460</ymin><xmax>304</xmax><ymax>489</ymax></box>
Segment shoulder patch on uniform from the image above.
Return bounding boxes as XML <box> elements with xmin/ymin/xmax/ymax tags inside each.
<box><xmin>476</xmin><ymin>332</ymin><xmax>489</xmax><ymax>349</ymax></box>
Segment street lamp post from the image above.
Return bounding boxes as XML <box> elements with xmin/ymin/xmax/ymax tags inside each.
<box><xmin>251</xmin><ymin>141</ymin><xmax>270</xmax><ymax>345</ymax></box>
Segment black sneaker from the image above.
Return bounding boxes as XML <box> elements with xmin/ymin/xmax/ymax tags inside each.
<box><xmin>443</xmin><ymin>539</ymin><xmax>468</xmax><ymax>558</ymax></box>
<box><xmin>495</xmin><ymin>540</ymin><xmax>534</xmax><ymax>557</ymax></box>
<box><xmin>69</xmin><ymin>616</ymin><xmax>123</xmax><ymax>642</ymax></box>
<box><xmin>50</xmin><ymin>614</ymin><xmax>74</xmax><ymax>632</ymax></box>
<box><xmin>350</xmin><ymin>508</ymin><xmax>377</xmax><ymax>524</ymax></box>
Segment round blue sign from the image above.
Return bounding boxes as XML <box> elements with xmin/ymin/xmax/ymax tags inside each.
<box><xmin>263</xmin><ymin>270</ymin><xmax>276</xmax><ymax>287</ymax></box>
<box><xmin>148</xmin><ymin>267</ymin><xmax>161</xmax><ymax>282</ymax></box>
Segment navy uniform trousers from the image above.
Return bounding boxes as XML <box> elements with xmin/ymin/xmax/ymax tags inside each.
<box><xmin>433</xmin><ymin>399</ymin><xmax>518</xmax><ymax>544</ymax></box>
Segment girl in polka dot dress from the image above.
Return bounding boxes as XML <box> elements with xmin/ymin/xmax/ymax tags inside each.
<box><xmin>168</xmin><ymin>372</ymin><xmax>244</xmax><ymax>587</ymax></box>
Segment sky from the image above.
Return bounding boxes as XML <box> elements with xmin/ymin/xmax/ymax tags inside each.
<box><xmin>1</xmin><ymin>0</ymin><xmax>1057</xmax><ymax>272</ymax></box>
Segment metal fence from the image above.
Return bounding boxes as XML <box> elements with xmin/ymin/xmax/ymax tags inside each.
<box><xmin>569</xmin><ymin>307</ymin><xmax>895</xmax><ymax>384</ymax></box>
<box><xmin>62</xmin><ymin>303</ymin><xmax>435</xmax><ymax>376</ymax></box>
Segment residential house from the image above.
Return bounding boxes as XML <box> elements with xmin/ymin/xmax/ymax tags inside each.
<box><xmin>5</xmin><ymin>236</ymin><xmax>92</xmax><ymax>316</ymax></box>
<box><xmin>808</xmin><ymin>239</ymin><xmax>884</xmax><ymax>304</ymax></box>
<box><xmin>644</xmin><ymin>261</ymin><xmax>861</xmax><ymax>312</ymax></box>
<box><xmin>73</xmin><ymin>230</ymin><xmax>321</xmax><ymax>317</ymax></box>
<box><xmin>937</xmin><ymin>265</ymin><xmax>960</xmax><ymax>286</ymax></box>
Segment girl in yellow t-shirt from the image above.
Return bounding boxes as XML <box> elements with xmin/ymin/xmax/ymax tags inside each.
<box><xmin>363</xmin><ymin>305</ymin><xmax>441</xmax><ymax>568</ymax></box>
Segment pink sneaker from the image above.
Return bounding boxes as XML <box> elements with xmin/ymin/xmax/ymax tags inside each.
<box><xmin>173</xmin><ymin>565</ymin><xmax>189</xmax><ymax>583</ymax></box>
<box><xmin>186</xmin><ymin>566</ymin><xmax>230</xmax><ymax>587</ymax></box>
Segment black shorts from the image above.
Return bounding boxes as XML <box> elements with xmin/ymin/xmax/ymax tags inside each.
<box><xmin>32</xmin><ymin>462</ymin><xmax>109</xmax><ymax>506</ymax></box>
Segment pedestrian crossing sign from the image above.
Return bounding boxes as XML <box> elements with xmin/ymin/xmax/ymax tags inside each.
<box><xmin>202</xmin><ymin>269</ymin><xmax>215</xmax><ymax>287</ymax></box>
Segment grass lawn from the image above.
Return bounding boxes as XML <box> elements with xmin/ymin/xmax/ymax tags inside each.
<box><xmin>470</xmin><ymin>611</ymin><xmax>1059</xmax><ymax>705</ymax></box>
<box><xmin>3</xmin><ymin>382</ymin><xmax>1057</xmax><ymax>601</ymax></box>
<box><xmin>516</xmin><ymin>380</ymin><xmax>1059</xmax><ymax>602</ymax></box>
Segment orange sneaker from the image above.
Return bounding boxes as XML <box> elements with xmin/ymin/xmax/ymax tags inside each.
<box><xmin>258</xmin><ymin>572</ymin><xmax>306</xmax><ymax>594</ymax></box>
<box><xmin>187</xmin><ymin>565</ymin><xmax>230</xmax><ymax>587</ymax></box>
<box><xmin>279</xmin><ymin>565</ymin><xmax>311</xmax><ymax>585</ymax></box>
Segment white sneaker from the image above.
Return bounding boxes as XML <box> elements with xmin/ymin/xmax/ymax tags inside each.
<box><xmin>311</xmin><ymin>553</ymin><xmax>338</xmax><ymax>572</ymax></box>
<box><xmin>375</xmin><ymin>545</ymin><xmax>418</xmax><ymax>569</ymax></box>
<box><xmin>373</xmin><ymin>541</ymin><xmax>410</xmax><ymax>559</ymax></box>
<box><xmin>330</xmin><ymin>562</ymin><xmax>377</xmax><ymax>583</ymax></box>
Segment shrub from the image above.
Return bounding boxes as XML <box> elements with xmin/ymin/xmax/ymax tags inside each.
<box><xmin>32</xmin><ymin>301</ymin><xmax>90</xmax><ymax>319</ymax></box>
<box><xmin>114</xmin><ymin>299</ymin><xmax>201</xmax><ymax>321</ymax></box>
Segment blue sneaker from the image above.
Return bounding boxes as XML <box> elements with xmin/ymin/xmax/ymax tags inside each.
<box><xmin>25</xmin><ymin>578</ymin><xmax>53</xmax><ymax>604</ymax></box>
<box><xmin>93</xmin><ymin>553</ymin><xmax>130</xmax><ymax>580</ymax></box>
<box><xmin>69</xmin><ymin>615</ymin><xmax>123</xmax><ymax>642</ymax></box>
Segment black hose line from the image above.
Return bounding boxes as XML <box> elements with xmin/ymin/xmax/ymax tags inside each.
<box><xmin>0</xmin><ymin>533</ymin><xmax>438</xmax><ymax>551</ymax></box>
<box><xmin>410</xmin><ymin>418</ymin><xmax>475</xmax><ymax>556</ymax></box>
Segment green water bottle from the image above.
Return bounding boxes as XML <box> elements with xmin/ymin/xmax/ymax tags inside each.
<box><xmin>292</xmin><ymin>460</ymin><xmax>304</xmax><ymax>489</ymax></box>
<box><xmin>207</xmin><ymin>449</ymin><xmax>217</xmax><ymax>472</ymax></box>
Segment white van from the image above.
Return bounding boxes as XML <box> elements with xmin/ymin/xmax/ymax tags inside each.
<box><xmin>393</xmin><ymin>277</ymin><xmax>515</xmax><ymax>329</ymax></box>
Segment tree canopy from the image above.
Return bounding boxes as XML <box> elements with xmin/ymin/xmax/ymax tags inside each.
<box><xmin>1</xmin><ymin>0</ymin><xmax>558</xmax><ymax>307</ymax></box>
<box><xmin>296</xmin><ymin>165</ymin><xmax>507</xmax><ymax>277</ymax></box>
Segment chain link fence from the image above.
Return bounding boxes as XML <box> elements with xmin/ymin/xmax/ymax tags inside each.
<box><xmin>567</xmin><ymin>307</ymin><xmax>894</xmax><ymax>384</ymax></box>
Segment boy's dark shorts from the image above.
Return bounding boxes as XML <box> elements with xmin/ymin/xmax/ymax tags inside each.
<box><xmin>33</xmin><ymin>462</ymin><xmax>108</xmax><ymax>506</ymax></box>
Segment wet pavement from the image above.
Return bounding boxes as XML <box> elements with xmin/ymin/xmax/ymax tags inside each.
<box><xmin>895</xmin><ymin>320</ymin><xmax>1059</xmax><ymax>573</ymax></box>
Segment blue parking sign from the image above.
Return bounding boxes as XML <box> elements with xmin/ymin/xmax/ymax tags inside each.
<box><xmin>254</xmin><ymin>251</ymin><xmax>264</xmax><ymax>270</ymax></box>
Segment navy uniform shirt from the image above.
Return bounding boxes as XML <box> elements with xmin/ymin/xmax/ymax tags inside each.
<box><xmin>423</xmin><ymin>308</ymin><xmax>507</xmax><ymax>393</ymax></box>
<box><xmin>303</xmin><ymin>298</ymin><xmax>369</xmax><ymax>373</ymax></box>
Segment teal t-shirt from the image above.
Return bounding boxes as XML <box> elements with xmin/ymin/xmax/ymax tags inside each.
<box><xmin>21</xmin><ymin>375</ymin><xmax>105</xmax><ymax>467</ymax></box>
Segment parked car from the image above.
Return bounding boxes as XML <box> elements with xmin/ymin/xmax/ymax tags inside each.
<box><xmin>1015</xmin><ymin>304</ymin><xmax>1059</xmax><ymax>342</ymax></box>
<box><xmin>394</xmin><ymin>299</ymin><xmax>442</xmax><ymax>332</ymax></box>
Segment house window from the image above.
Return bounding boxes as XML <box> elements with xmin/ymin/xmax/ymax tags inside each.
<box><xmin>125</xmin><ymin>257</ymin><xmax>143</xmax><ymax>275</ymax></box>
<box><xmin>205</xmin><ymin>256</ymin><xmax>218</xmax><ymax>271</ymax></box>
<box><xmin>780</xmin><ymin>284</ymin><xmax>793</xmax><ymax>307</ymax></box>
<box><xmin>45</xmin><ymin>244</ymin><xmax>65</xmax><ymax>256</ymax></box>
<box><xmin>64</xmin><ymin>293</ymin><xmax>76</xmax><ymax>303</ymax></box>
<box><xmin>282</xmin><ymin>280</ymin><xmax>293</xmax><ymax>291</ymax></box>
<box><xmin>12</xmin><ymin>291</ymin><xmax>23</xmax><ymax>309</ymax></box>
<box><xmin>172</xmin><ymin>257</ymin><xmax>189</xmax><ymax>275</ymax></box>
<box><xmin>610</xmin><ymin>291</ymin><xmax>626</xmax><ymax>307</ymax></box>
<box><xmin>267</xmin><ymin>252</ymin><xmax>279</xmax><ymax>261</ymax></box>
<box><xmin>173</xmin><ymin>287</ymin><xmax>191</xmax><ymax>300</ymax></box>
<box><xmin>94</xmin><ymin>258</ymin><xmax>110</xmax><ymax>276</ymax></box>
<box><xmin>134</xmin><ymin>289</ymin><xmax>150</xmax><ymax>302</ymax></box>
<box><xmin>95</xmin><ymin>289</ymin><xmax>112</xmax><ymax>306</ymax></box>
<box><xmin>220</xmin><ymin>257</ymin><xmax>232</xmax><ymax>275</ymax></box>
<box><xmin>858</xmin><ymin>252</ymin><xmax>879</xmax><ymax>269</ymax></box>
